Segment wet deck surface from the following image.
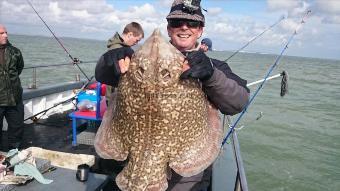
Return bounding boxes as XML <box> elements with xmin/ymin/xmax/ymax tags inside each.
<box><xmin>1</xmin><ymin>112</ymin><xmax>123</xmax><ymax>190</ymax></box>
<box><xmin>2</xmin><ymin>112</ymin><xmax>94</xmax><ymax>154</ymax></box>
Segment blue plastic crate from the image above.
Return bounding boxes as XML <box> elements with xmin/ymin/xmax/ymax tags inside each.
<box><xmin>77</xmin><ymin>90</ymin><xmax>97</xmax><ymax>102</ymax></box>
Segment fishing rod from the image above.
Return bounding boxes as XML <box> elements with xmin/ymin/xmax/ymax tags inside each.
<box><xmin>26</xmin><ymin>0</ymin><xmax>90</xmax><ymax>81</ymax></box>
<box><xmin>225</xmin><ymin>15</ymin><xmax>285</xmax><ymax>62</ymax></box>
<box><xmin>223</xmin><ymin>71</ymin><xmax>287</xmax><ymax>135</ymax></box>
<box><xmin>222</xmin><ymin>10</ymin><xmax>311</xmax><ymax>146</ymax></box>
<box><xmin>24</xmin><ymin>76</ymin><xmax>94</xmax><ymax>122</ymax></box>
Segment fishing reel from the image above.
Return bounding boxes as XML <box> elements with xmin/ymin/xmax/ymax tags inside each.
<box><xmin>73</xmin><ymin>58</ymin><xmax>80</xmax><ymax>65</ymax></box>
<box><xmin>30</xmin><ymin>116</ymin><xmax>39</xmax><ymax>123</ymax></box>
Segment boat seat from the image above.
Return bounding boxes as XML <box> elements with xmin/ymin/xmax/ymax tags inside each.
<box><xmin>68</xmin><ymin>82</ymin><xmax>106</xmax><ymax>146</ymax></box>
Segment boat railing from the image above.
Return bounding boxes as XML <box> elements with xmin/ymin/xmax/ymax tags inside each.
<box><xmin>224</xmin><ymin>115</ymin><xmax>249</xmax><ymax>191</ymax></box>
<box><xmin>216</xmin><ymin>73</ymin><xmax>285</xmax><ymax>191</ymax></box>
<box><xmin>232</xmin><ymin>130</ymin><xmax>248</xmax><ymax>191</ymax></box>
<box><xmin>22</xmin><ymin>60</ymin><xmax>97</xmax><ymax>89</ymax></box>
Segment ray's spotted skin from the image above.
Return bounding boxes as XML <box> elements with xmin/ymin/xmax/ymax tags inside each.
<box><xmin>96</xmin><ymin>29</ymin><xmax>222</xmax><ymax>191</ymax></box>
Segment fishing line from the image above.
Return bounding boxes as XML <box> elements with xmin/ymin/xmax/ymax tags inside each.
<box><xmin>26</xmin><ymin>0</ymin><xmax>90</xmax><ymax>81</ymax></box>
<box><xmin>225</xmin><ymin>15</ymin><xmax>285</xmax><ymax>62</ymax></box>
<box><xmin>24</xmin><ymin>76</ymin><xmax>94</xmax><ymax>122</ymax></box>
<box><xmin>222</xmin><ymin>10</ymin><xmax>311</xmax><ymax>146</ymax></box>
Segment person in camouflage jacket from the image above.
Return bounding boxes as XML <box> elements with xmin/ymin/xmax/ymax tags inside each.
<box><xmin>0</xmin><ymin>24</ymin><xmax>25</xmax><ymax>151</ymax></box>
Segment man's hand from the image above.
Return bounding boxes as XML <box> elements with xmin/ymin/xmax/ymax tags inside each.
<box><xmin>180</xmin><ymin>50</ymin><xmax>214</xmax><ymax>81</ymax></box>
<box><xmin>118</xmin><ymin>57</ymin><xmax>130</xmax><ymax>74</ymax></box>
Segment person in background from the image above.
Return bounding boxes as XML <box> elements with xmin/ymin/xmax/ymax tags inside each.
<box><xmin>95</xmin><ymin>22</ymin><xmax>144</xmax><ymax>104</ymax></box>
<box><xmin>0</xmin><ymin>24</ymin><xmax>25</xmax><ymax>151</ymax></box>
<box><xmin>200</xmin><ymin>37</ymin><xmax>212</xmax><ymax>52</ymax></box>
<box><xmin>93</xmin><ymin>22</ymin><xmax>144</xmax><ymax>189</ymax></box>
<box><xmin>166</xmin><ymin>0</ymin><xmax>250</xmax><ymax>190</ymax></box>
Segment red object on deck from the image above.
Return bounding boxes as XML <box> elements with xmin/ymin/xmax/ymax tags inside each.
<box><xmin>88</xmin><ymin>82</ymin><xmax>106</xmax><ymax>96</ymax></box>
<box><xmin>73</xmin><ymin>111</ymin><xmax>97</xmax><ymax>118</ymax></box>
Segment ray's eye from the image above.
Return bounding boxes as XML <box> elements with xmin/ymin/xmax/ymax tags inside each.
<box><xmin>138</xmin><ymin>67</ymin><xmax>145</xmax><ymax>76</ymax></box>
<box><xmin>160</xmin><ymin>69</ymin><xmax>171</xmax><ymax>80</ymax></box>
<box><xmin>135</xmin><ymin>67</ymin><xmax>145</xmax><ymax>81</ymax></box>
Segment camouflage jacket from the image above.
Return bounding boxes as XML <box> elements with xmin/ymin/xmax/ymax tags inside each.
<box><xmin>0</xmin><ymin>43</ymin><xmax>24</xmax><ymax>106</ymax></box>
<box><xmin>107</xmin><ymin>32</ymin><xmax>127</xmax><ymax>50</ymax></box>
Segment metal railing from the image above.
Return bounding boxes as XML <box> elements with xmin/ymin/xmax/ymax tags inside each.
<box><xmin>22</xmin><ymin>60</ymin><xmax>97</xmax><ymax>89</ymax></box>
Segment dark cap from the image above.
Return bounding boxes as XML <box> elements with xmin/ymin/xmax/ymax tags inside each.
<box><xmin>166</xmin><ymin>0</ymin><xmax>205</xmax><ymax>26</ymax></box>
<box><xmin>201</xmin><ymin>38</ymin><xmax>212</xmax><ymax>51</ymax></box>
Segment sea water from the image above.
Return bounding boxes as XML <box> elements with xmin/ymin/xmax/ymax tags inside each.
<box><xmin>10</xmin><ymin>34</ymin><xmax>340</xmax><ymax>191</ymax></box>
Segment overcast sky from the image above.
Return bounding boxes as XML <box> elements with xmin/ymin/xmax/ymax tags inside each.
<box><xmin>1</xmin><ymin>0</ymin><xmax>339</xmax><ymax>60</ymax></box>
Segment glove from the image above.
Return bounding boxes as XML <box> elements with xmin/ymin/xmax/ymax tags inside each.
<box><xmin>180</xmin><ymin>50</ymin><xmax>214</xmax><ymax>81</ymax></box>
<box><xmin>102</xmin><ymin>47</ymin><xmax>134</xmax><ymax>77</ymax></box>
<box><xmin>96</xmin><ymin>47</ymin><xmax>134</xmax><ymax>87</ymax></box>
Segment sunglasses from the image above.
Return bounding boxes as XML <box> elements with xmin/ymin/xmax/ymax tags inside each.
<box><xmin>168</xmin><ymin>20</ymin><xmax>202</xmax><ymax>28</ymax></box>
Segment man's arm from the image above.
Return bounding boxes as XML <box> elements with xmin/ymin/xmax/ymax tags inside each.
<box><xmin>202</xmin><ymin>68</ymin><xmax>249</xmax><ymax>115</ymax></box>
<box><xmin>15</xmin><ymin>49</ymin><xmax>24</xmax><ymax>75</ymax></box>
<box><xmin>95</xmin><ymin>47</ymin><xmax>133</xmax><ymax>87</ymax></box>
<box><xmin>181</xmin><ymin>51</ymin><xmax>249</xmax><ymax>115</ymax></box>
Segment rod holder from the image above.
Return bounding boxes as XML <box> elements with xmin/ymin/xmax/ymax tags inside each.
<box><xmin>76</xmin><ymin>74</ymin><xmax>80</xmax><ymax>81</ymax></box>
<box><xmin>28</xmin><ymin>68</ymin><xmax>37</xmax><ymax>89</ymax></box>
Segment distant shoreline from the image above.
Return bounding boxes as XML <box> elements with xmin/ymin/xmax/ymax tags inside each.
<box><xmin>10</xmin><ymin>33</ymin><xmax>340</xmax><ymax>62</ymax></box>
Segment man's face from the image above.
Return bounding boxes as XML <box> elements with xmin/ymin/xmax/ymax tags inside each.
<box><xmin>200</xmin><ymin>43</ymin><xmax>209</xmax><ymax>52</ymax></box>
<box><xmin>126</xmin><ymin>33</ymin><xmax>143</xmax><ymax>46</ymax></box>
<box><xmin>0</xmin><ymin>26</ymin><xmax>8</xmax><ymax>45</ymax></box>
<box><xmin>167</xmin><ymin>19</ymin><xmax>203</xmax><ymax>52</ymax></box>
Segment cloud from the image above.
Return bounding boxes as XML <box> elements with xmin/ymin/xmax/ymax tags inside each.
<box><xmin>0</xmin><ymin>0</ymin><xmax>165</xmax><ymax>38</ymax></box>
<box><xmin>48</xmin><ymin>2</ymin><xmax>62</xmax><ymax>21</ymax></box>
<box><xmin>267</xmin><ymin>0</ymin><xmax>302</xmax><ymax>11</ymax></box>
<box><xmin>267</xmin><ymin>0</ymin><xmax>340</xmax><ymax>24</ymax></box>
<box><xmin>0</xmin><ymin>0</ymin><xmax>339</xmax><ymax>59</ymax></box>
<box><xmin>280</xmin><ymin>18</ymin><xmax>300</xmax><ymax>32</ymax></box>
<box><xmin>206</xmin><ymin>7</ymin><xmax>223</xmax><ymax>16</ymax></box>
<box><xmin>267</xmin><ymin>0</ymin><xmax>310</xmax><ymax>18</ymax></box>
<box><xmin>155</xmin><ymin>0</ymin><xmax>173</xmax><ymax>8</ymax></box>
<box><xmin>119</xmin><ymin>3</ymin><xmax>158</xmax><ymax>20</ymax></box>
<box><xmin>322</xmin><ymin>15</ymin><xmax>340</xmax><ymax>24</ymax></box>
<box><xmin>315</xmin><ymin>0</ymin><xmax>340</xmax><ymax>14</ymax></box>
<box><xmin>312</xmin><ymin>0</ymin><xmax>340</xmax><ymax>24</ymax></box>
<box><xmin>71</xmin><ymin>10</ymin><xmax>91</xmax><ymax>19</ymax></box>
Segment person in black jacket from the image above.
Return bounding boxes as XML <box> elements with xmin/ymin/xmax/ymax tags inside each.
<box><xmin>95</xmin><ymin>1</ymin><xmax>249</xmax><ymax>190</ymax></box>
<box><xmin>95</xmin><ymin>22</ymin><xmax>144</xmax><ymax>104</ymax></box>
<box><xmin>200</xmin><ymin>38</ymin><xmax>212</xmax><ymax>52</ymax></box>
<box><xmin>167</xmin><ymin>0</ymin><xmax>249</xmax><ymax>116</ymax></box>
<box><xmin>165</xmin><ymin>0</ymin><xmax>249</xmax><ymax>190</ymax></box>
<box><xmin>0</xmin><ymin>24</ymin><xmax>25</xmax><ymax>151</ymax></box>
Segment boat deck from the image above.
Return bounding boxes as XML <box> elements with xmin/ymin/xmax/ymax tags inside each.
<box><xmin>1</xmin><ymin>112</ymin><xmax>246</xmax><ymax>191</ymax></box>
<box><xmin>1</xmin><ymin>111</ymin><xmax>123</xmax><ymax>191</ymax></box>
<box><xmin>2</xmin><ymin>112</ymin><xmax>92</xmax><ymax>154</ymax></box>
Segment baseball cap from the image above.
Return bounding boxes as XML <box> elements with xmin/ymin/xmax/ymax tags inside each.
<box><xmin>201</xmin><ymin>38</ymin><xmax>212</xmax><ymax>51</ymax></box>
<box><xmin>166</xmin><ymin>0</ymin><xmax>205</xmax><ymax>26</ymax></box>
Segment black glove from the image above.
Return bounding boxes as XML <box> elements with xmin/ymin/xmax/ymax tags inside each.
<box><xmin>180</xmin><ymin>50</ymin><xmax>214</xmax><ymax>81</ymax></box>
<box><xmin>102</xmin><ymin>47</ymin><xmax>134</xmax><ymax>77</ymax></box>
<box><xmin>96</xmin><ymin>47</ymin><xmax>134</xmax><ymax>87</ymax></box>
